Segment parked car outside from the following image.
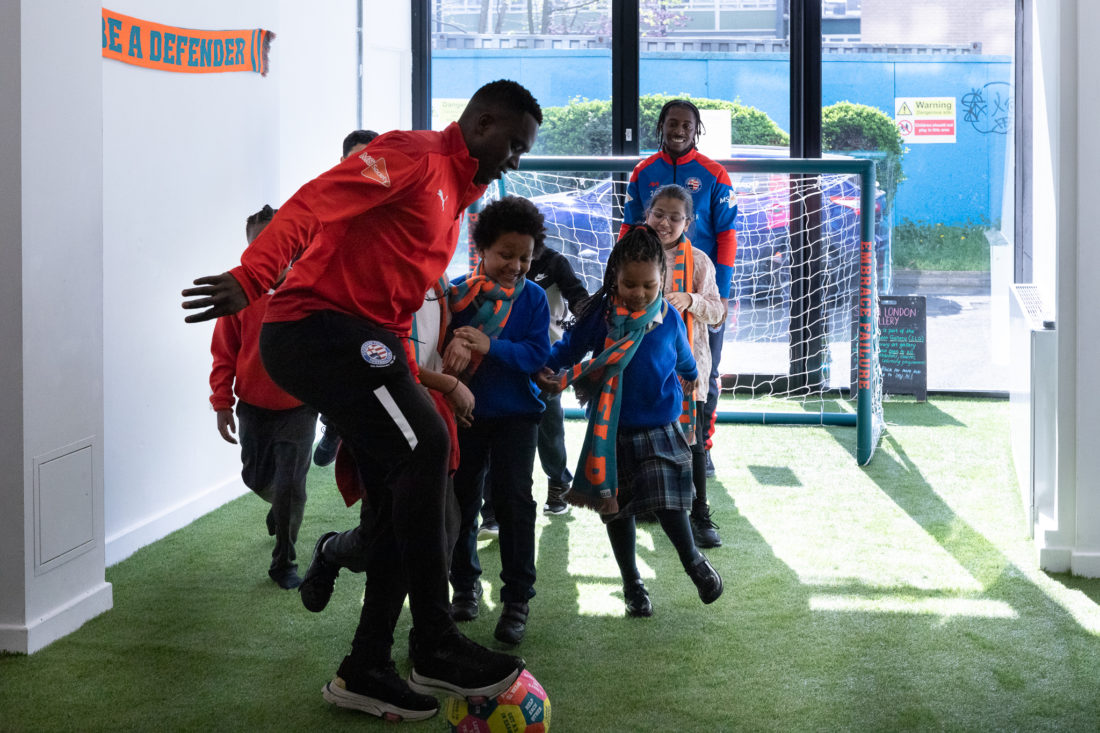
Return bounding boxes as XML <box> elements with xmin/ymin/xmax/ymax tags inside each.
<box><xmin>519</xmin><ymin>148</ymin><xmax>892</xmax><ymax>305</ymax></box>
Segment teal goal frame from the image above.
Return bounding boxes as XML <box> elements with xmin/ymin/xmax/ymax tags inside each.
<box><xmin>477</xmin><ymin>155</ymin><xmax>883</xmax><ymax>465</ymax></box>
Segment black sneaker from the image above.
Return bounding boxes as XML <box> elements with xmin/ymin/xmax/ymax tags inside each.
<box><xmin>408</xmin><ymin>629</ymin><xmax>524</xmax><ymax>700</ymax></box>
<box><xmin>268</xmin><ymin>565</ymin><xmax>302</xmax><ymax>590</ymax></box>
<box><xmin>313</xmin><ymin>427</ymin><xmax>341</xmax><ymax>467</ymax></box>
<box><xmin>705</xmin><ymin>450</ymin><xmax>716</xmax><ymax>478</ymax></box>
<box><xmin>493</xmin><ymin>601</ymin><xmax>529</xmax><ymax>645</ymax></box>
<box><xmin>299</xmin><ymin>532</ymin><xmax>339</xmax><ymax>612</ymax></box>
<box><xmin>450</xmin><ymin>583</ymin><xmax>482</xmax><ymax>622</ymax></box>
<box><xmin>323</xmin><ymin>663</ymin><xmax>439</xmax><ymax>722</ymax></box>
<box><xmin>690</xmin><ymin>505</ymin><xmax>723</xmax><ymax>549</ymax></box>
<box><xmin>477</xmin><ymin>519</ymin><xmax>499</xmax><ymax>541</ymax></box>
<box><xmin>544</xmin><ymin>483</ymin><xmax>569</xmax><ymax>515</ymax></box>
<box><xmin>687</xmin><ymin>554</ymin><xmax>723</xmax><ymax>604</ymax></box>
<box><xmin>623</xmin><ymin>579</ymin><xmax>653</xmax><ymax>618</ymax></box>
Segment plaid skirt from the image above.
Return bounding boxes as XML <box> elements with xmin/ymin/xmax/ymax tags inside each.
<box><xmin>602</xmin><ymin>422</ymin><xmax>694</xmax><ymax>524</ymax></box>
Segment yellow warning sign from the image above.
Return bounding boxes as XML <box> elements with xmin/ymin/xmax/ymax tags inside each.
<box><xmin>894</xmin><ymin>96</ymin><xmax>956</xmax><ymax>144</ymax></box>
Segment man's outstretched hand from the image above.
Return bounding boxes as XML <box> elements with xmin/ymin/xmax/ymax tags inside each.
<box><xmin>181</xmin><ymin>273</ymin><xmax>248</xmax><ymax>323</ymax></box>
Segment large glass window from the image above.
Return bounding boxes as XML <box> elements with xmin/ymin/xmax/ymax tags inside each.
<box><xmin>419</xmin><ymin>0</ymin><xmax>1016</xmax><ymax>394</ymax></box>
<box><xmin>430</xmin><ymin>0</ymin><xmax>614</xmax><ymax>154</ymax></box>
<box><xmin>826</xmin><ymin>0</ymin><xmax>1015</xmax><ymax>392</ymax></box>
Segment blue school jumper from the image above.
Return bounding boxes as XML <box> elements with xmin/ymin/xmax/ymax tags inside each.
<box><xmin>449</xmin><ymin>274</ymin><xmax>550</xmax><ymax>418</ymax></box>
<box><xmin>547</xmin><ymin>302</ymin><xmax>698</xmax><ymax>429</ymax></box>
<box><xmin>448</xmin><ymin>275</ymin><xmax>550</xmax><ymax>604</ymax></box>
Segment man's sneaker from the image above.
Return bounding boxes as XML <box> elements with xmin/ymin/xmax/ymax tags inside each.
<box><xmin>686</xmin><ymin>553</ymin><xmax>723</xmax><ymax>604</ymax></box>
<box><xmin>623</xmin><ymin>579</ymin><xmax>653</xmax><ymax>618</ymax></box>
<box><xmin>543</xmin><ymin>483</ymin><xmax>570</xmax><ymax>515</ymax></box>
<box><xmin>268</xmin><ymin>565</ymin><xmax>301</xmax><ymax>590</ymax></box>
<box><xmin>494</xmin><ymin>601</ymin><xmax>529</xmax><ymax>645</ymax></box>
<box><xmin>313</xmin><ymin>426</ymin><xmax>341</xmax><ymax>467</ymax></box>
<box><xmin>477</xmin><ymin>519</ymin><xmax>499</xmax><ymax>541</ymax></box>
<box><xmin>705</xmin><ymin>450</ymin><xmax>716</xmax><ymax>478</ymax></box>
<box><xmin>299</xmin><ymin>532</ymin><xmax>340</xmax><ymax>612</ymax></box>
<box><xmin>690</xmin><ymin>505</ymin><xmax>723</xmax><ymax>549</ymax></box>
<box><xmin>450</xmin><ymin>583</ymin><xmax>482</xmax><ymax>622</ymax></box>
<box><xmin>408</xmin><ymin>629</ymin><xmax>524</xmax><ymax>700</ymax></box>
<box><xmin>323</xmin><ymin>663</ymin><xmax>439</xmax><ymax>722</ymax></box>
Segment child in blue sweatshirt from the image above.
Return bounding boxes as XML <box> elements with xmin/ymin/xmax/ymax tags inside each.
<box><xmin>444</xmin><ymin>196</ymin><xmax>550</xmax><ymax>645</ymax></box>
<box><xmin>536</xmin><ymin>225</ymin><xmax>723</xmax><ymax>618</ymax></box>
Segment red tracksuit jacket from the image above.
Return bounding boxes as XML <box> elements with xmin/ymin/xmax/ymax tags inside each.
<box><xmin>229</xmin><ymin>123</ymin><xmax>487</xmax><ymax>336</ymax></box>
<box><xmin>209</xmin><ymin>291</ymin><xmax>302</xmax><ymax>411</ymax></box>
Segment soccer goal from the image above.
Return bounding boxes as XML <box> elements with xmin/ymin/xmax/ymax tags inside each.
<box><xmin>467</xmin><ymin>156</ymin><xmax>885</xmax><ymax>465</ymax></box>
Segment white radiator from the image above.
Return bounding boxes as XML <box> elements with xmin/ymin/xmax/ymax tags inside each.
<box><xmin>1008</xmin><ymin>284</ymin><xmax>1056</xmax><ymax>539</ymax></box>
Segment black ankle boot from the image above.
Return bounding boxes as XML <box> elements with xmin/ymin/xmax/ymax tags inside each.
<box><xmin>623</xmin><ymin>579</ymin><xmax>653</xmax><ymax>617</ymax></box>
<box><xmin>493</xmin><ymin>601</ymin><xmax>529</xmax><ymax>645</ymax></box>
<box><xmin>450</xmin><ymin>583</ymin><xmax>482</xmax><ymax>622</ymax></box>
<box><xmin>686</xmin><ymin>554</ymin><xmax>723</xmax><ymax>604</ymax></box>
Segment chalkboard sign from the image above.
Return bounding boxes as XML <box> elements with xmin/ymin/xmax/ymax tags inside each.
<box><xmin>851</xmin><ymin>295</ymin><xmax>927</xmax><ymax>401</ymax></box>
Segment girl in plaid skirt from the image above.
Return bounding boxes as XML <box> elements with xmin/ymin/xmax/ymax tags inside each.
<box><xmin>536</xmin><ymin>226</ymin><xmax>723</xmax><ymax>617</ymax></box>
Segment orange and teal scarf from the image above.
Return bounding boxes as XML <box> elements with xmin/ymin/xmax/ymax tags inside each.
<box><xmin>447</xmin><ymin>263</ymin><xmax>524</xmax><ymax>378</ymax></box>
<box><xmin>559</xmin><ymin>295</ymin><xmax>665</xmax><ymax>514</ymax></box>
<box><xmin>668</xmin><ymin>236</ymin><xmax>696</xmax><ymax>440</ymax></box>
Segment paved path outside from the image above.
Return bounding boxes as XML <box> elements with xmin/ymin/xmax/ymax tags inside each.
<box><xmin>719</xmin><ymin>270</ymin><xmax>1009</xmax><ymax>395</ymax></box>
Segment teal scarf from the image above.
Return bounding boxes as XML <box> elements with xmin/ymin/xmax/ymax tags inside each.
<box><xmin>559</xmin><ymin>295</ymin><xmax>665</xmax><ymax>514</ymax></box>
<box><xmin>447</xmin><ymin>263</ymin><xmax>524</xmax><ymax>377</ymax></box>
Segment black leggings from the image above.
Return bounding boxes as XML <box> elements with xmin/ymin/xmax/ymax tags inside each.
<box><xmin>691</xmin><ymin>400</ymin><xmax>709</xmax><ymax>512</ymax></box>
<box><xmin>606</xmin><ymin>509</ymin><xmax>701</xmax><ymax>584</ymax></box>
<box><xmin>261</xmin><ymin>311</ymin><xmax>456</xmax><ymax>662</ymax></box>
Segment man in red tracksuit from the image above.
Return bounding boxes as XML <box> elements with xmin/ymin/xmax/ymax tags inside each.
<box><xmin>183</xmin><ymin>79</ymin><xmax>541</xmax><ymax>722</ymax></box>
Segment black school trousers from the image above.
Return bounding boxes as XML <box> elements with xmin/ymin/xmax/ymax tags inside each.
<box><xmin>261</xmin><ymin>310</ymin><xmax>456</xmax><ymax>658</ymax></box>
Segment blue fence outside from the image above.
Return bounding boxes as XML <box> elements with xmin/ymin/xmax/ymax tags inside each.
<box><xmin>433</xmin><ymin>49</ymin><xmax>1013</xmax><ymax>226</ymax></box>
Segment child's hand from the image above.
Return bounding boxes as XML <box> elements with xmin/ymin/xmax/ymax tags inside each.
<box><xmin>443</xmin><ymin>337</ymin><xmax>473</xmax><ymax>374</ymax></box>
<box><xmin>445</xmin><ymin>380</ymin><xmax>476</xmax><ymax>428</ymax></box>
<box><xmin>452</xmin><ymin>326</ymin><xmax>491</xmax><ymax>355</ymax></box>
<box><xmin>535</xmin><ymin>367</ymin><xmax>563</xmax><ymax>395</ymax></box>
<box><xmin>216</xmin><ymin>408</ymin><xmax>238</xmax><ymax>444</ymax></box>
<box><xmin>666</xmin><ymin>292</ymin><xmax>692</xmax><ymax>313</ymax></box>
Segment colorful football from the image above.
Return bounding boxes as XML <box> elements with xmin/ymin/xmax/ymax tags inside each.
<box><xmin>444</xmin><ymin>669</ymin><xmax>551</xmax><ymax>732</ymax></box>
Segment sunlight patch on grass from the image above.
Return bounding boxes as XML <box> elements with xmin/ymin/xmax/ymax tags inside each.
<box><xmin>575</xmin><ymin>582</ymin><xmax>628</xmax><ymax>617</ymax></box>
<box><xmin>810</xmin><ymin>593</ymin><xmax>1018</xmax><ymax>619</ymax></box>
<box><xmin>734</xmin><ymin>481</ymin><xmax>988</xmax><ymax>593</ymax></box>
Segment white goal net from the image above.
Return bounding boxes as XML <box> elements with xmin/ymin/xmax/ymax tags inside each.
<box><xmin>457</xmin><ymin>160</ymin><xmax>885</xmax><ymax>463</ymax></box>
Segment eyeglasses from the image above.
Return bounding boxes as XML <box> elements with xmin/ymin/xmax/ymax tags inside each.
<box><xmin>647</xmin><ymin>210</ymin><xmax>686</xmax><ymax>224</ymax></box>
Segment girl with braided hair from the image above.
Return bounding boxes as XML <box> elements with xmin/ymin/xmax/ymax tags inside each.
<box><xmin>536</xmin><ymin>225</ymin><xmax>723</xmax><ymax>618</ymax></box>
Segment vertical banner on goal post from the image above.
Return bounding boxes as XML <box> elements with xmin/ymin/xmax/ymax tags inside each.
<box><xmin>856</xmin><ymin>158</ymin><xmax>883</xmax><ymax>465</ymax></box>
<box><xmin>101</xmin><ymin>9</ymin><xmax>275</xmax><ymax>76</ymax></box>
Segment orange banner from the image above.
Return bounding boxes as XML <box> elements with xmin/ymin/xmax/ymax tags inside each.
<box><xmin>101</xmin><ymin>9</ymin><xmax>274</xmax><ymax>75</ymax></box>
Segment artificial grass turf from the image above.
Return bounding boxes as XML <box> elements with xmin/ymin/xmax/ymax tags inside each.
<box><xmin>2</xmin><ymin>396</ymin><xmax>1099</xmax><ymax>731</ymax></box>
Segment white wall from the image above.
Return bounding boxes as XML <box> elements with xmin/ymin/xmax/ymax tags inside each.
<box><xmin>0</xmin><ymin>0</ymin><xmax>26</xmax><ymax>640</ymax></box>
<box><xmin>1071</xmin><ymin>1</ymin><xmax>1100</xmax><ymax>570</ymax></box>
<box><xmin>276</xmin><ymin>2</ymin><xmax>361</xmax><ymax>202</ymax></box>
<box><xmin>102</xmin><ymin>1</ymin><xmax>360</xmax><ymax>564</ymax></box>
<box><xmin>1029</xmin><ymin>0</ymin><xmax>1100</xmax><ymax>576</ymax></box>
<box><xmin>361</xmin><ymin>5</ymin><xmax>413</xmax><ymax>135</ymax></box>
<box><xmin>0</xmin><ymin>0</ymin><xmax>112</xmax><ymax>654</ymax></box>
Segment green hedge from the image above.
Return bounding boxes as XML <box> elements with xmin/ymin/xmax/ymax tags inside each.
<box><xmin>534</xmin><ymin>95</ymin><xmax>903</xmax><ymax>209</ymax></box>
<box><xmin>822</xmin><ymin>101</ymin><xmax>905</xmax><ymax>210</ymax></box>
<box><xmin>533</xmin><ymin>94</ymin><xmax>789</xmax><ymax>156</ymax></box>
